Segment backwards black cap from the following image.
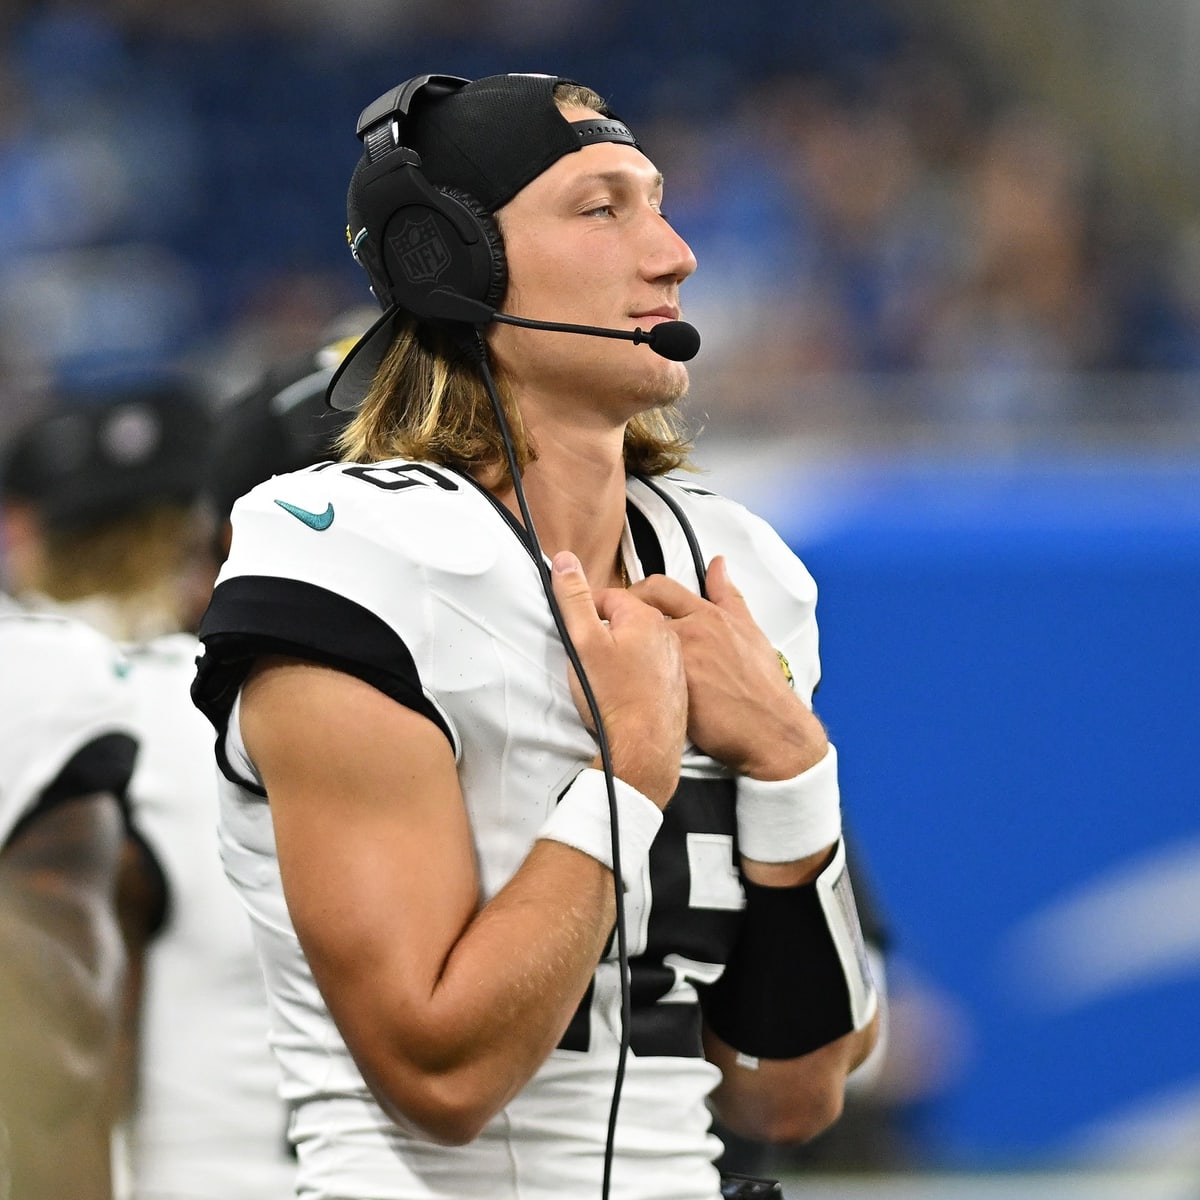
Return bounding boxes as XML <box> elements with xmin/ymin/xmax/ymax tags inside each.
<box><xmin>329</xmin><ymin>72</ymin><xmax>640</xmax><ymax>412</ymax></box>
<box><xmin>1</xmin><ymin>385</ymin><xmax>212</xmax><ymax>531</ymax></box>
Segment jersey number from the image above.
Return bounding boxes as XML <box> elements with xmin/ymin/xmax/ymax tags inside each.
<box><xmin>312</xmin><ymin>462</ymin><xmax>459</xmax><ymax>492</ymax></box>
<box><xmin>557</xmin><ymin>776</ymin><xmax>744</xmax><ymax>1058</ymax></box>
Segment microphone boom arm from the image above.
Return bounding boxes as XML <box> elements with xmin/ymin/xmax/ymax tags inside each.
<box><xmin>489</xmin><ymin>311</ymin><xmax>700</xmax><ymax>362</ymax></box>
<box><xmin>491</xmin><ymin>311</ymin><xmax>657</xmax><ymax>345</ymax></box>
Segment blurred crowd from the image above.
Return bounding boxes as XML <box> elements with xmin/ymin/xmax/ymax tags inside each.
<box><xmin>2</xmin><ymin>0</ymin><xmax>1200</xmax><ymax>449</ymax></box>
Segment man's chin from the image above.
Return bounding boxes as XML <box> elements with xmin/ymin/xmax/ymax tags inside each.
<box><xmin>635</xmin><ymin>364</ymin><xmax>689</xmax><ymax>410</ymax></box>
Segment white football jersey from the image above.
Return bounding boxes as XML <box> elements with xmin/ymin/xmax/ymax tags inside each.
<box><xmin>122</xmin><ymin>633</ymin><xmax>295</xmax><ymax>1199</ymax></box>
<box><xmin>193</xmin><ymin>463</ymin><xmax>821</xmax><ymax>1200</ymax></box>
<box><xmin>0</xmin><ymin>609</ymin><xmax>138</xmax><ymax>849</ymax></box>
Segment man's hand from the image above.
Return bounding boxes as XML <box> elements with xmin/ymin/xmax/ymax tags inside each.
<box><xmin>551</xmin><ymin>551</ymin><xmax>687</xmax><ymax>806</ymax></box>
<box><xmin>630</xmin><ymin>556</ymin><xmax>827</xmax><ymax>780</ymax></box>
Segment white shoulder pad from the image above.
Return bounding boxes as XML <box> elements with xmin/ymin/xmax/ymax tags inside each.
<box><xmin>220</xmin><ymin>460</ymin><xmax>501</xmax><ymax>631</ymax></box>
<box><xmin>0</xmin><ymin>612</ymin><xmax>137</xmax><ymax>842</ymax></box>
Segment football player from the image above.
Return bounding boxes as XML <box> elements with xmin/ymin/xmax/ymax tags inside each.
<box><xmin>193</xmin><ymin>73</ymin><xmax>882</xmax><ymax>1200</ymax></box>
<box><xmin>0</xmin><ymin>363</ymin><xmax>349</xmax><ymax>1198</ymax></box>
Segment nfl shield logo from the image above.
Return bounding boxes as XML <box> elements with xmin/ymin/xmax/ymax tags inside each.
<box><xmin>393</xmin><ymin>216</ymin><xmax>451</xmax><ymax>285</ymax></box>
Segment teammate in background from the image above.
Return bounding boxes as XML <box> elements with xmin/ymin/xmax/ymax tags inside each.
<box><xmin>192</xmin><ymin>73</ymin><xmax>882</xmax><ymax>1200</ymax></box>
<box><xmin>0</xmin><ymin>384</ymin><xmax>217</xmax><ymax>640</ymax></box>
<box><xmin>0</xmin><ymin>606</ymin><xmax>139</xmax><ymax>1200</ymax></box>
<box><xmin>0</xmin><ymin>384</ymin><xmax>213</xmax><ymax>1190</ymax></box>
<box><xmin>0</xmin><ymin>366</ymin><xmax>344</xmax><ymax>1199</ymax></box>
<box><xmin>114</xmin><ymin>345</ymin><xmax>355</xmax><ymax>1200</ymax></box>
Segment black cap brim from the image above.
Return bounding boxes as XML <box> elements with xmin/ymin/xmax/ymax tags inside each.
<box><xmin>326</xmin><ymin>304</ymin><xmax>400</xmax><ymax>412</ymax></box>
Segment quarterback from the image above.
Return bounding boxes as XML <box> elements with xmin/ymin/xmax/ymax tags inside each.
<box><xmin>193</xmin><ymin>73</ymin><xmax>880</xmax><ymax>1199</ymax></box>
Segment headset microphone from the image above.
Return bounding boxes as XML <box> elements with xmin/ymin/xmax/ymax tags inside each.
<box><xmin>489</xmin><ymin>312</ymin><xmax>701</xmax><ymax>362</ymax></box>
<box><xmin>399</xmin><ymin>287</ymin><xmax>701</xmax><ymax>363</ymax></box>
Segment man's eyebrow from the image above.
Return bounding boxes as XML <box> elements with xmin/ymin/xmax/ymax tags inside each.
<box><xmin>567</xmin><ymin>169</ymin><xmax>665</xmax><ymax>191</ymax></box>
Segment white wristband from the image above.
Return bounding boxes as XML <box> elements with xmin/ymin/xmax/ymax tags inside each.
<box><xmin>537</xmin><ymin>768</ymin><xmax>663</xmax><ymax>875</ymax></box>
<box><xmin>735</xmin><ymin>742</ymin><xmax>842</xmax><ymax>863</ymax></box>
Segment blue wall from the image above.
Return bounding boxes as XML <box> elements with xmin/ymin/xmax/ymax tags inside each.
<box><xmin>754</xmin><ymin>453</ymin><xmax>1200</xmax><ymax>1165</ymax></box>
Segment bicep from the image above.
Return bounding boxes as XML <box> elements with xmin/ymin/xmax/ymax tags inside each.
<box><xmin>238</xmin><ymin>657</ymin><xmax>478</xmax><ymax>1045</ymax></box>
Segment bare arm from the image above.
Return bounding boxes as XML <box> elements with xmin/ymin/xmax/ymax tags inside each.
<box><xmin>703</xmin><ymin>849</ymin><xmax>881</xmax><ymax>1143</ymax></box>
<box><xmin>633</xmin><ymin>558</ymin><xmax>880</xmax><ymax>1141</ymax></box>
<box><xmin>704</xmin><ymin>1014</ymin><xmax>880</xmax><ymax>1144</ymax></box>
<box><xmin>0</xmin><ymin>793</ymin><xmax>126</xmax><ymax>1200</ymax></box>
<box><xmin>239</xmin><ymin>551</ymin><xmax>687</xmax><ymax>1145</ymax></box>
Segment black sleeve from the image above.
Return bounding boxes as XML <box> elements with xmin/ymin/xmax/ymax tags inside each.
<box><xmin>191</xmin><ymin>575</ymin><xmax>453</xmax><ymax>787</ymax></box>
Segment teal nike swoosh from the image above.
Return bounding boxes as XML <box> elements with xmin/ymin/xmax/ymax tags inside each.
<box><xmin>274</xmin><ymin>499</ymin><xmax>335</xmax><ymax>531</ymax></box>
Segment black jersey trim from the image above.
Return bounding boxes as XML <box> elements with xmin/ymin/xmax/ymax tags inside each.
<box><xmin>632</xmin><ymin>475</ymin><xmax>708</xmax><ymax>597</ymax></box>
<box><xmin>192</xmin><ymin>575</ymin><xmax>453</xmax><ymax>789</ymax></box>
<box><xmin>447</xmin><ymin>469</ymin><xmax>698</xmax><ymax>594</ymax></box>
<box><xmin>8</xmin><ymin>731</ymin><xmax>138</xmax><ymax>846</ymax></box>
<box><xmin>626</xmin><ymin>500</ymin><xmax>665</xmax><ymax>578</ymax></box>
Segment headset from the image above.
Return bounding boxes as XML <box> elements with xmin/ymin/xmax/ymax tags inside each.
<box><xmin>342</xmin><ymin>74</ymin><xmax>700</xmax><ymax>366</ymax></box>
<box><xmin>349</xmin><ymin>74</ymin><xmax>510</xmax><ymax>327</ymax></box>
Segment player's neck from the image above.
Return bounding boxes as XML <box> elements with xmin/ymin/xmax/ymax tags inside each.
<box><xmin>492</xmin><ymin>432</ymin><xmax>629</xmax><ymax>589</ymax></box>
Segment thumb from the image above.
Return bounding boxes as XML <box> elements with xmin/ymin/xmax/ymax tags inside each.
<box><xmin>551</xmin><ymin>551</ymin><xmax>602</xmax><ymax>634</ymax></box>
<box><xmin>704</xmin><ymin>555</ymin><xmax>746</xmax><ymax>610</ymax></box>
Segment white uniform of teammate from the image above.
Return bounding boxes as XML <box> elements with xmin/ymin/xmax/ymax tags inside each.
<box><xmin>122</xmin><ymin>632</ymin><xmax>296</xmax><ymax>1199</ymax></box>
<box><xmin>193</xmin><ymin>461</ymin><xmax>823</xmax><ymax>1200</ymax></box>
<box><xmin>6</xmin><ymin>591</ymin><xmax>294</xmax><ymax>1197</ymax></box>
<box><xmin>0</xmin><ymin>609</ymin><xmax>137</xmax><ymax>850</ymax></box>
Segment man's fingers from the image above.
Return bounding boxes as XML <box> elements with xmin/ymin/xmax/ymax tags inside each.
<box><xmin>627</xmin><ymin>573</ymin><xmax>707</xmax><ymax>618</ymax></box>
<box><xmin>630</xmin><ymin>557</ymin><xmax>750</xmax><ymax>619</ymax></box>
<box><xmin>593</xmin><ymin>585</ymin><xmax>665</xmax><ymax>626</ymax></box>
<box><xmin>552</xmin><ymin>553</ymin><xmax>670</xmax><ymax>634</ymax></box>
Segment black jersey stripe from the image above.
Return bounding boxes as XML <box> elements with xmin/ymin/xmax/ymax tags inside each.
<box><xmin>192</xmin><ymin>575</ymin><xmax>453</xmax><ymax>790</ymax></box>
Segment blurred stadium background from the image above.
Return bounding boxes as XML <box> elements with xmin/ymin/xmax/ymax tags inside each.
<box><xmin>1</xmin><ymin>1</ymin><xmax>1197</xmax><ymax>1196</ymax></box>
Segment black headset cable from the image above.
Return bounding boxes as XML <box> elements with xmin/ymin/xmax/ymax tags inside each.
<box><xmin>472</xmin><ymin>334</ymin><xmax>631</xmax><ymax>1200</ymax></box>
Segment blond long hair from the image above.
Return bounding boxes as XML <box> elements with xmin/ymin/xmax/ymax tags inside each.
<box><xmin>337</xmin><ymin>82</ymin><xmax>694</xmax><ymax>480</ymax></box>
<box><xmin>15</xmin><ymin>503</ymin><xmax>215</xmax><ymax>640</ymax></box>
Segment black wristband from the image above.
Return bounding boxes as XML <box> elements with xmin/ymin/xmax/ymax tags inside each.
<box><xmin>700</xmin><ymin>839</ymin><xmax>876</xmax><ymax>1059</ymax></box>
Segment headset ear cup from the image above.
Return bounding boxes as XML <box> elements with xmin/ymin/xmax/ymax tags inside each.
<box><xmin>369</xmin><ymin>178</ymin><xmax>506</xmax><ymax>322</ymax></box>
<box><xmin>438</xmin><ymin>187</ymin><xmax>507</xmax><ymax>310</ymax></box>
